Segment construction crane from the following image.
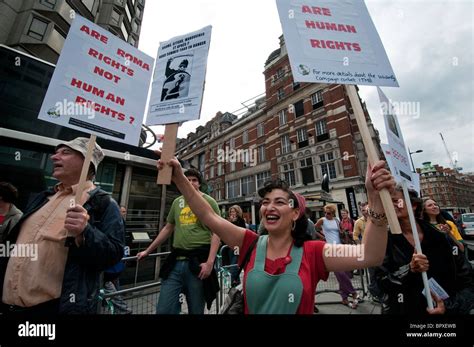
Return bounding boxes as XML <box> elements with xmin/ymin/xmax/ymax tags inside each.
<box><xmin>439</xmin><ymin>133</ymin><xmax>462</xmax><ymax>172</ymax></box>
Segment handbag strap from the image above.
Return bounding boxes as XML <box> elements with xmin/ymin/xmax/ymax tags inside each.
<box><xmin>237</xmin><ymin>237</ymin><xmax>259</xmax><ymax>277</ymax></box>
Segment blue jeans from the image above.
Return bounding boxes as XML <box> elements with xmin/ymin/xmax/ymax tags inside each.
<box><xmin>156</xmin><ymin>260</ymin><xmax>205</xmax><ymax>314</ymax></box>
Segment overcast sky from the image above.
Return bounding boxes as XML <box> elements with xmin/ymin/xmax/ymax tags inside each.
<box><xmin>139</xmin><ymin>0</ymin><xmax>473</xmax><ymax>172</ymax></box>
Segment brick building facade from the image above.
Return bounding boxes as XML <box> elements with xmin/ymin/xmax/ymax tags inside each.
<box><xmin>419</xmin><ymin>162</ymin><xmax>474</xmax><ymax>213</ymax></box>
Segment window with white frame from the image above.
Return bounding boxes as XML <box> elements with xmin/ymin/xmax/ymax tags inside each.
<box><xmin>296</xmin><ymin>127</ymin><xmax>308</xmax><ymax>148</ymax></box>
<box><xmin>209</xmin><ymin>166</ymin><xmax>214</xmax><ymax>179</ymax></box>
<box><xmin>230</xmin><ymin>137</ymin><xmax>235</xmax><ymax>149</ymax></box>
<box><xmin>242</xmin><ymin>130</ymin><xmax>248</xmax><ymax>144</ymax></box>
<box><xmin>279</xmin><ymin>109</ymin><xmax>287</xmax><ymax>126</ymax></box>
<box><xmin>217</xmin><ymin>163</ymin><xmax>223</xmax><ymax>176</ymax></box>
<box><xmin>258</xmin><ymin>145</ymin><xmax>265</xmax><ymax>163</ymax></box>
<box><xmin>320</xmin><ymin>152</ymin><xmax>337</xmax><ymax>179</ymax></box>
<box><xmin>230</xmin><ymin>161</ymin><xmax>235</xmax><ymax>171</ymax></box>
<box><xmin>227</xmin><ymin>180</ymin><xmax>240</xmax><ymax>199</ymax></box>
<box><xmin>257</xmin><ymin>123</ymin><xmax>264</xmax><ymax>137</ymax></box>
<box><xmin>282</xmin><ymin>163</ymin><xmax>296</xmax><ymax>186</ymax></box>
<box><xmin>281</xmin><ymin>135</ymin><xmax>291</xmax><ymax>154</ymax></box>
<box><xmin>315</xmin><ymin>119</ymin><xmax>327</xmax><ymax>136</ymax></box>
<box><xmin>257</xmin><ymin>171</ymin><xmax>271</xmax><ymax>188</ymax></box>
<box><xmin>243</xmin><ymin>151</ymin><xmax>250</xmax><ymax>167</ymax></box>
<box><xmin>311</xmin><ymin>90</ymin><xmax>323</xmax><ymax>108</ymax></box>
<box><xmin>241</xmin><ymin>176</ymin><xmax>255</xmax><ymax>196</ymax></box>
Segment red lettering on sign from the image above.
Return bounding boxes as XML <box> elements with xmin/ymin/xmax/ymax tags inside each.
<box><xmin>79</xmin><ymin>25</ymin><xmax>108</xmax><ymax>44</ymax></box>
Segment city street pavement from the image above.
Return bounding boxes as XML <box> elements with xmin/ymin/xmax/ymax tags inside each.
<box><xmin>314</xmin><ymin>292</ymin><xmax>382</xmax><ymax>315</ymax></box>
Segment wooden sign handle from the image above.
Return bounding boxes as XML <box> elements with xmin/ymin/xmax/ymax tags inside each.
<box><xmin>157</xmin><ymin>123</ymin><xmax>179</xmax><ymax>185</ymax></box>
<box><xmin>75</xmin><ymin>134</ymin><xmax>97</xmax><ymax>204</ymax></box>
<box><xmin>345</xmin><ymin>85</ymin><xmax>402</xmax><ymax>234</ymax></box>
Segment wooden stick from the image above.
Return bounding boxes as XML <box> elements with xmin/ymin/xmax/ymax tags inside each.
<box><xmin>157</xmin><ymin>123</ymin><xmax>179</xmax><ymax>185</ymax></box>
<box><xmin>345</xmin><ymin>84</ymin><xmax>402</xmax><ymax>234</ymax></box>
<box><xmin>75</xmin><ymin>134</ymin><xmax>97</xmax><ymax>204</ymax></box>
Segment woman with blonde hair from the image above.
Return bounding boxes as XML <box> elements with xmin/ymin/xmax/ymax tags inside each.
<box><xmin>316</xmin><ymin>204</ymin><xmax>359</xmax><ymax>308</ymax></box>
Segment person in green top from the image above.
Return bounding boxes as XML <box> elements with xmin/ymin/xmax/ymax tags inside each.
<box><xmin>137</xmin><ymin>168</ymin><xmax>221</xmax><ymax>314</ymax></box>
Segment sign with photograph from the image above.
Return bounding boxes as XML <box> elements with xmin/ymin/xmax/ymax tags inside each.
<box><xmin>147</xmin><ymin>26</ymin><xmax>212</xmax><ymax>125</ymax></box>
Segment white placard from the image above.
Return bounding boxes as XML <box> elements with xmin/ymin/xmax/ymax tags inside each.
<box><xmin>382</xmin><ymin>144</ymin><xmax>420</xmax><ymax>195</ymax></box>
<box><xmin>378</xmin><ymin>87</ymin><xmax>414</xmax><ymax>188</ymax></box>
<box><xmin>38</xmin><ymin>16</ymin><xmax>154</xmax><ymax>146</ymax></box>
<box><xmin>276</xmin><ymin>0</ymin><xmax>398</xmax><ymax>87</ymax></box>
<box><xmin>146</xmin><ymin>26</ymin><xmax>212</xmax><ymax>125</ymax></box>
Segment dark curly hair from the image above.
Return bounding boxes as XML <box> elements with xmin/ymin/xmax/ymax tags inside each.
<box><xmin>257</xmin><ymin>179</ymin><xmax>310</xmax><ymax>247</ymax></box>
<box><xmin>184</xmin><ymin>168</ymin><xmax>202</xmax><ymax>184</ymax></box>
<box><xmin>0</xmin><ymin>182</ymin><xmax>18</xmax><ymax>204</ymax></box>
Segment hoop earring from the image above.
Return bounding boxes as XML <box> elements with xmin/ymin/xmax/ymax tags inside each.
<box><xmin>292</xmin><ymin>220</ymin><xmax>296</xmax><ymax>231</ymax></box>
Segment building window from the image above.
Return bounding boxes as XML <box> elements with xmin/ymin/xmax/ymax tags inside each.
<box><xmin>120</xmin><ymin>22</ymin><xmax>128</xmax><ymax>40</ymax></box>
<box><xmin>241</xmin><ymin>176</ymin><xmax>255</xmax><ymax>196</ymax></box>
<box><xmin>230</xmin><ymin>161</ymin><xmax>235</xmax><ymax>171</ymax></box>
<box><xmin>277</xmin><ymin>88</ymin><xmax>285</xmax><ymax>100</ymax></box>
<box><xmin>40</xmin><ymin>0</ymin><xmax>56</xmax><ymax>9</ymax></box>
<box><xmin>283</xmin><ymin>163</ymin><xmax>296</xmax><ymax>186</ymax></box>
<box><xmin>258</xmin><ymin>145</ymin><xmax>265</xmax><ymax>163</ymax></box>
<box><xmin>110</xmin><ymin>8</ymin><xmax>121</xmax><ymax>26</ymax></box>
<box><xmin>315</xmin><ymin>119</ymin><xmax>327</xmax><ymax>136</ymax></box>
<box><xmin>242</xmin><ymin>130</ymin><xmax>248</xmax><ymax>144</ymax></box>
<box><xmin>257</xmin><ymin>123</ymin><xmax>264</xmax><ymax>137</ymax></box>
<box><xmin>256</xmin><ymin>171</ymin><xmax>271</xmax><ymax>188</ymax></box>
<box><xmin>294</xmin><ymin>100</ymin><xmax>304</xmax><ymax>118</ymax></box>
<box><xmin>129</xmin><ymin>36</ymin><xmax>136</xmax><ymax>46</ymax></box>
<box><xmin>82</xmin><ymin>0</ymin><xmax>96</xmax><ymax>12</ymax></box>
<box><xmin>227</xmin><ymin>180</ymin><xmax>240</xmax><ymax>199</ymax></box>
<box><xmin>217</xmin><ymin>163</ymin><xmax>223</xmax><ymax>176</ymax></box>
<box><xmin>311</xmin><ymin>90</ymin><xmax>323</xmax><ymax>109</ymax></box>
<box><xmin>300</xmin><ymin>158</ymin><xmax>315</xmax><ymax>184</ymax></box>
<box><xmin>209</xmin><ymin>166</ymin><xmax>214</xmax><ymax>179</ymax></box>
<box><xmin>27</xmin><ymin>17</ymin><xmax>49</xmax><ymax>41</ymax></box>
<box><xmin>198</xmin><ymin>153</ymin><xmax>205</xmax><ymax>173</ymax></box>
<box><xmin>131</xmin><ymin>20</ymin><xmax>138</xmax><ymax>32</ymax></box>
<box><xmin>229</xmin><ymin>137</ymin><xmax>235</xmax><ymax>149</ymax></box>
<box><xmin>320</xmin><ymin>152</ymin><xmax>337</xmax><ymax>179</ymax></box>
<box><xmin>209</xmin><ymin>148</ymin><xmax>214</xmax><ymax>160</ymax></box>
<box><xmin>296</xmin><ymin>128</ymin><xmax>308</xmax><ymax>148</ymax></box>
<box><xmin>242</xmin><ymin>151</ymin><xmax>251</xmax><ymax>167</ymax></box>
<box><xmin>281</xmin><ymin>135</ymin><xmax>291</xmax><ymax>154</ymax></box>
<box><xmin>125</xmin><ymin>4</ymin><xmax>132</xmax><ymax>22</ymax></box>
<box><xmin>275</xmin><ymin>67</ymin><xmax>285</xmax><ymax>81</ymax></box>
<box><xmin>135</xmin><ymin>6</ymin><xmax>142</xmax><ymax>20</ymax></box>
<box><xmin>279</xmin><ymin>109</ymin><xmax>287</xmax><ymax>126</ymax></box>
<box><xmin>293</xmin><ymin>82</ymin><xmax>300</xmax><ymax>91</ymax></box>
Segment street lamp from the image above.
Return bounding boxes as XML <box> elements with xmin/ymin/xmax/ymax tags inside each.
<box><xmin>408</xmin><ymin>147</ymin><xmax>423</xmax><ymax>173</ymax></box>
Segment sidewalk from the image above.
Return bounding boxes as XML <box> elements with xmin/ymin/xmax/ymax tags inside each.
<box><xmin>314</xmin><ymin>292</ymin><xmax>381</xmax><ymax>314</ymax></box>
